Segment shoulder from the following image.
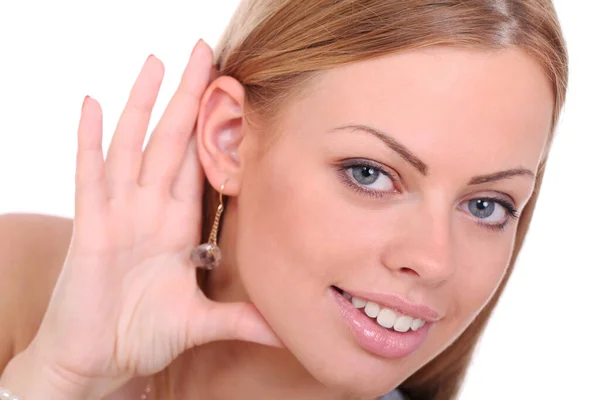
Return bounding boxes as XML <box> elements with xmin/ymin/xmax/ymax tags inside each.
<box><xmin>0</xmin><ymin>213</ymin><xmax>73</xmax><ymax>370</ymax></box>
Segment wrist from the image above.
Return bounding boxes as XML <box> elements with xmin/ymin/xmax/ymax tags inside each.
<box><xmin>0</xmin><ymin>347</ymin><xmax>90</xmax><ymax>400</ymax></box>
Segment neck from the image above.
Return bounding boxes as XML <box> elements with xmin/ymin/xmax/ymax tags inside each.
<box><xmin>164</xmin><ymin>207</ymin><xmax>361</xmax><ymax>400</ymax></box>
<box><xmin>169</xmin><ymin>342</ymin><xmax>356</xmax><ymax>400</ymax></box>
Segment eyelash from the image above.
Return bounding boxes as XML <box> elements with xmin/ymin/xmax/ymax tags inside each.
<box><xmin>336</xmin><ymin>159</ymin><xmax>520</xmax><ymax>232</ymax></box>
<box><xmin>475</xmin><ymin>197</ymin><xmax>519</xmax><ymax>232</ymax></box>
<box><xmin>336</xmin><ymin>159</ymin><xmax>399</xmax><ymax>199</ymax></box>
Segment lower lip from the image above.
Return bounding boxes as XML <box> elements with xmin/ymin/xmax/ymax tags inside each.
<box><xmin>330</xmin><ymin>288</ymin><xmax>432</xmax><ymax>359</ymax></box>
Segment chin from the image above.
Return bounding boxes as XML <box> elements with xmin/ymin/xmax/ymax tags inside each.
<box><xmin>289</xmin><ymin>342</ymin><xmax>409</xmax><ymax>398</ymax></box>
<box><xmin>256</xmin><ymin>289</ymin><xmax>423</xmax><ymax>398</ymax></box>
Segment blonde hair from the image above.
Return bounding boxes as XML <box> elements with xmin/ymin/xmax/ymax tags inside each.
<box><xmin>163</xmin><ymin>1</ymin><xmax>568</xmax><ymax>399</ymax></box>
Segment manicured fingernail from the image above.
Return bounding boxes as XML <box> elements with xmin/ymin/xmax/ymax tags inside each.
<box><xmin>82</xmin><ymin>95</ymin><xmax>90</xmax><ymax>111</ymax></box>
<box><xmin>191</xmin><ymin>39</ymin><xmax>205</xmax><ymax>56</ymax></box>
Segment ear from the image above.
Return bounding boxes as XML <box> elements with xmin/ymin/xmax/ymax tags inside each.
<box><xmin>196</xmin><ymin>75</ymin><xmax>246</xmax><ymax>196</ymax></box>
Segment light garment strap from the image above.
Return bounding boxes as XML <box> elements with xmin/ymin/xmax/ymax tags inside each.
<box><xmin>380</xmin><ymin>389</ymin><xmax>408</xmax><ymax>400</ymax></box>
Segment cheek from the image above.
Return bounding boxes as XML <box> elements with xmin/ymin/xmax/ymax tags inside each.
<box><xmin>235</xmin><ymin>155</ymin><xmax>373</xmax><ymax>295</ymax></box>
<box><xmin>452</xmin><ymin>226</ymin><xmax>516</xmax><ymax>321</ymax></box>
<box><xmin>234</xmin><ymin>154</ymin><xmax>330</xmax><ymax>323</ymax></box>
<box><xmin>420</xmin><ymin>229</ymin><xmax>515</xmax><ymax>360</ymax></box>
<box><xmin>233</xmin><ymin>151</ymin><xmax>389</xmax><ymax>352</ymax></box>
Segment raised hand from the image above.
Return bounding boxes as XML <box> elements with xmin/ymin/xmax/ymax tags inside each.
<box><xmin>21</xmin><ymin>40</ymin><xmax>280</xmax><ymax>399</ymax></box>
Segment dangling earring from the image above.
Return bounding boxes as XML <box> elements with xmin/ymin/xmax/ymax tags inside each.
<box><xmin>190</xmin><ymin>179</ymin><xmax>228</xmax><ymax>270</ymax></box>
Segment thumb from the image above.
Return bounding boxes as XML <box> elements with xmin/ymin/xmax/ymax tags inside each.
<box><xmin>188</xmin><ymin>300</ymin><xmax>284</xmax><ymax>348</ymax></box>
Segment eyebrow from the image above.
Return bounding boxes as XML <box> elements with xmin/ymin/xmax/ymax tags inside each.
<box><xmin>330</xmin><ymin>124</ymin><xmax>429</xmax><ymax>175</ymax></box>
<box><xmin>329</xmin><ymin>124</ymin><xmax>536</xmax><ymax>184</ymax></box>
<box><xmin>467</xmin><ymin>168</ymin><xmax>535</xmax><ymax>185</ymax></box>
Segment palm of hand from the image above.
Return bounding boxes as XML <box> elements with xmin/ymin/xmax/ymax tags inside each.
<box><xmin>28</xmin><ymin>40</ymin><xmax>281</xmax><ymax>398</ymax></box>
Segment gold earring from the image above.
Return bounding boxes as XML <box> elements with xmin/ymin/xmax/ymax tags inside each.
<box><xmin>190</xmin><ymin>179</ymin><xmax>228</xmax><ymax>270</ymax></box>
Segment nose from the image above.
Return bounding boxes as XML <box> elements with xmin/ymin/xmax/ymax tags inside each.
<box><xmin>381</xmin><ymin>199</ymin><xmax>457</xmax><ymax>286</ymax></box>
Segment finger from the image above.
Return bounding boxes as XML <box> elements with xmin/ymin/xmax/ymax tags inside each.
<box><xmin>138</xmin><ymin>40</ymin><xmax>214</xmax><ymax>189</ymax></box>
<box><xmin>75</xmin><ymin>96</ymin><xmax>107</xmax><ymax>217</ymax></box>
<box><xmin>105</xmin><ymin>55</ymin><xmax>164</xmax><ymax>197</ymax></box>
<box><xmin>171</xmin><ymin>136</ymin><xmax>204</xmax><ymax>202</ymax></box>
<box><xmin>189</xmin><ymin>301</ymin><xmax>284</xmax><ymax>348</ymax></box>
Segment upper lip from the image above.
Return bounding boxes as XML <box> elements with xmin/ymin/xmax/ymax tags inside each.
<box><xmin>338</xmin><ymin>287</ymin><xmax>442</xmax><ymax>323</ymax></box>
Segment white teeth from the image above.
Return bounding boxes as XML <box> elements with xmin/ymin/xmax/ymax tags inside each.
<box><xmin>410</xmin><ymin>318</ymin><xmax>424</xmax><ymax>331</ymax></box>
<box><xmin>376</xmin><ymin>308</ymin><xmax>397</xmax><ymax>329</ymax></box>
<box><xmin>342</xmin><ymin>291</ymin><xmax>352</xmax><ymax>300</ymax></box>
<box><xmin>393</xmin><ymin>315</ymin><xmax>413</xmax><ymax>333</ymax></box>
<box><xmin>351</xmin><ymin>297</ymin><xmax>367</xmax><ymax>308</ymax></box>
<box><xmin>346</xmin><ymin>295</ymin><xmax>428</xmax><ymax>332</ymax></box>
<box><xmin>364</xmin><ymin>301</ymin><xmax>380</xmax><ymax>318</ymax></box>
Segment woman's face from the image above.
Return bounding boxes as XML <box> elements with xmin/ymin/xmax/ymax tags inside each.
<box><xmin>214</xmin><ymin>47</ymin><xmax>553</xmax><ymax>396</ymax></box>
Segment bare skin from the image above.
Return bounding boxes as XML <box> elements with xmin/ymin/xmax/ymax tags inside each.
<box><xmin>0</xmin><ymin>40</ymin><xmax>281</xmax><ymax>400</ymax></box>
<box><xmin>0</xmin><ymin>42</ymin><xmax>553</xmax><ymax>399</ymax></box>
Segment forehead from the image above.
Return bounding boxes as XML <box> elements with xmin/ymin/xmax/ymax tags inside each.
<box><xmin>286</xmin><ymin>46</ymin><xmax>554</xmax><ymax>175</ymax></box>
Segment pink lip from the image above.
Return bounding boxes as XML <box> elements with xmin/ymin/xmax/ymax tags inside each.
<box><xmin>330</xmin><ymin>288</ymin><xmax>432</xmax><ymax>359</ymax></box>
<box><xmin>342</xmin><ymin>289</ymin><xmax>441</xmax><ymax>322</ymax></box>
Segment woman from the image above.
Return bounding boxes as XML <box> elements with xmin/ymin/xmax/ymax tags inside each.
<box><xmin>0</xmin><ymin>0</ymin><xmax>568</xmax><ymax>399</ymax></box>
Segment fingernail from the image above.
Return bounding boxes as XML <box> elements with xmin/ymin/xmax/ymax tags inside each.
<box><xmin>191</xmin><ymin>39</ymin><xmax>205</xmax><ymax>56</ymax></box>
<box><xmin>82</xmin><ymin>95</ymin><xmax>90</xmax><ymax>111</ymax></box>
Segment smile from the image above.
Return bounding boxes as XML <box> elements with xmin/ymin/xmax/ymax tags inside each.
<box><xmin>330</xmin><ymin>286</ymin><xmax>434</xmax><ymax>359</ymax></box>
<box><xmin>345</xmin><ymin>292</ymin><xmax>427</xmax><ymax>332</ymax></box>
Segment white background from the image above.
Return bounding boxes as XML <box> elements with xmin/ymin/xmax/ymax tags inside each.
<box><xmin>0</xmin><ymin>1</ymin><xmax>598</xmax><ymax>398</ymax></box>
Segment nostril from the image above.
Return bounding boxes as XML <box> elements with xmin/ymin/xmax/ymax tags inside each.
<box><xmin>400</xmin><ymin>267</ymin><xmax>419</xmax><ymax>277</ymax></box>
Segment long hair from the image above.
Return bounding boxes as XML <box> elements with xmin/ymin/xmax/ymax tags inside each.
<box><xmin>169</xmin><ymin>1</ymin><xmax>568</xmax><ymax>399</ymax></box>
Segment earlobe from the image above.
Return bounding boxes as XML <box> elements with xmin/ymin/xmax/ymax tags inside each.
<box><xmin>196</xmin><ymin>76</ymin><xmax>246</xmax><ymax>195</ymax></box>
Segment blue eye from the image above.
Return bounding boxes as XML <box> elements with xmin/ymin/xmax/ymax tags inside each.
<box><xmin>351</xmin><ymin>166</ymin><xmax>380</xmax><ymax>186</ymax></box>
<box><xmin>337</xmin><ymin>159</ymin><xmax>398</xmax><ymax>198</ymax></box>
<box><xmin>460</xmin><ymin>197</ymin><xmax>519</xmax><ymax>231</ymax></box>
<box><xmin>346</xmin><ymin>164</ymin><xmax>394</xmax><ymax>192</ymax></box>
<box><xmin>468</xmin><ymin>199</ymin><xmax>496</xmax><ymax>219</ymax></box>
